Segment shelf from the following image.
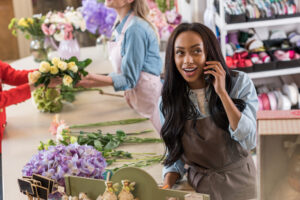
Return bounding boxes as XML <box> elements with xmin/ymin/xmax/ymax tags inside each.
<box><xmin>215</xmin><ymin>14</ymin><xmax>300</xmax><ymax>31</ymax></box>
<box><xmin>246</xmin><ymin>67</ymin><xmax>300</xmax><ymax>79</ymax></box>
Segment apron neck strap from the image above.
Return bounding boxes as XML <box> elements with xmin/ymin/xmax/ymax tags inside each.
<box><xmin>121</xmin><ymin>13</ymin><xmax>134</xmax><ymax>34</ymax></box>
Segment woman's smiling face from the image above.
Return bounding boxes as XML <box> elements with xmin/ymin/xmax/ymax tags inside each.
<box><xmin>174</xmin><ymin>31</ymin><xmax>206</xmax><ymax>89</ymax></box>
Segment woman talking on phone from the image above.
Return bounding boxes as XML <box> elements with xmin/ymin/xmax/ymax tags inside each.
<box><xmin>160</xmin><ymin>23</ymin><xmax>258</xmax><ymax>200</ymax></box>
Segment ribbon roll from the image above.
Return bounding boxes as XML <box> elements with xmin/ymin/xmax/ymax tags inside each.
<box><xmin>273</xmin><ymin>90</ymin><xmax>284</xmax><ymax>110</ymax></box>
<box><xmin>258</xmin><ymin>95</ymin><xmax>264</xmax><ymax>111</ymax></box>
<box><xmin>282</xmin><ymin>84</ymin><xmax>298</xmax><ymax>106</ymax></box>
<box><xmin>261</xmin><ymin>93</ymin><xmax>271</xmax><ymax>110</ymax></box>
<box><xmin>282</xmin><ymin>94</ymin><xmax>292</xmax><ymax>110</ymax></box>
<box><xmin>267</xmin><ymin>91</ymin><xmax>277</xmax><ymax>110</ymax></box>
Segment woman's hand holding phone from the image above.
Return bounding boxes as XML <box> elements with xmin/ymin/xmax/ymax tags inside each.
<box><xmin>204</xmin><ymin>61</ymin><xmax>227</xmax><ymax>97</ymax></box>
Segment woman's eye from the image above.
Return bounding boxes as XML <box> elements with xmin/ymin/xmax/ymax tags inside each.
<box><xmin>194</xmin><ymin>49</ymin><xmax>201</xmax><ymax>53</ymax></box>
<box><xmin>175</xmin><ymin>50</ymin><xmax>184</xmax><ymax>55</ymax></box>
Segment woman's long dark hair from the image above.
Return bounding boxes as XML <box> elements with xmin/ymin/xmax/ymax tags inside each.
<box><xmin>161</xmin><ymin>23</ymin><xmax>246</xmax><ymax>166</ymax></box>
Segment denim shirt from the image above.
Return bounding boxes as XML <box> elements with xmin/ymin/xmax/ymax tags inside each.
<box><xmin>108</xmin><ymin>12</ymin><xmax>162</xmax><ymax>91</ymax></box>
<box><xmin>160</xmin><ymin>71</ymin><xmax>258</xmax><ymax>179</ymax></box>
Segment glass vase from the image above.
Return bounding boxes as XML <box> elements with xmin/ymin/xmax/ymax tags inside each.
<box><xmin>96</xmin><ymin>35</ymin><xmax>109</xmax><ymax>59</ymax></box>
<box><xmin>58</xmin><ymin>38</ymin><xmax>80</xmax><ymax>60</ymax></box>
<box><xmin>30</xmin><ymin>36</ymin><xmax>48</xmax><ymax>62</ymax></box>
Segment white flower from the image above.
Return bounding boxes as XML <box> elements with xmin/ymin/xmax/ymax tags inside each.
<box><xmin>53</xmin><ymin>31</ymin><xmax>64</xmax><ymax>42</ymax></box>
<box><xmin>39</xmin><ymin>61</ymin><xmax>51</xmax><ymax>73</ymax></box>
<box><xmin>56</xmin><ymin>124</ymin><xmax>69</xmax><ymax>142</ymax></box>
<box><xmin>51</xmin><ymin>57</ymin><xmax>61</xmax><ymax>66</ymax></box>
<box><xmin>67</xmin><ymin>62</ymin><xmax>78</xmax><ymax>73</ymax></box>
<box><xmin>63</xmin><ymin>75</ymin><xmax>73</xmax><ymax>86</ymax></box>
<box><xmin>57</xmin><ymin>61</ymin><xmax>68</xmax><ymax>71</ymax></box>
<box><xmin>28</xmin><ymin>71</ymin><xmax>41</xmax><ymax>84</ymax></box>
<box><xmin>50</xmin><ymin>66</ymin><xmax>59</xmax><ymax>75</ymax></box>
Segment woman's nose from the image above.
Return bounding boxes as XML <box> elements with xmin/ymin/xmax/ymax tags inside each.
<box><xmin>184</xmin><ymin>53</ymin><xmax>193</xmax><ymax>64</ymax></box>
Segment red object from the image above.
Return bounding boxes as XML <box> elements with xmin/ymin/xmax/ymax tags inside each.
<box><xmin>261</xmin><ymin>93</ymin><xmax>271</xmax><ymax>110</ymax></box>
<box><xmin>0</xmin><ymin>61</ymin><xmax>33</xmax><ymax>153</ymax></box>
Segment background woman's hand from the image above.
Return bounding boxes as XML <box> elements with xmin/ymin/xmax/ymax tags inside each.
<box><xmin>204</xmin><ymin>61</ymin><xmax>227</xmax><ymax>97</ymax></box>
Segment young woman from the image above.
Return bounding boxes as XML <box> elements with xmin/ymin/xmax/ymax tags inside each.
<box><xmin>78</xmin><ymin>0</ymin><xmax>162</xmax><ymax>132</ymax></box>
<box><xmin>160</xmin><ymin>23</ymin><xmax>258</xmax><ymax>200</ymax></box>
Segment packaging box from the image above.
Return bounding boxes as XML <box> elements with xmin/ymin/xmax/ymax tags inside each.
<box><xmin>257</xmin><ymin>110</ymin><xmax>300</xmax><ymax>200</ymax></box>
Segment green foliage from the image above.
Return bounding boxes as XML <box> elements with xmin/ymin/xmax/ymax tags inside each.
<box><xmin>8</xmin><ymin>16</ymin><xmax>45</xmax><ymax>39</ymax></box>
<box><xmin>33</xmin><ymin>87</ymin><xmax>62</xmax><ymax>113</ymax></box>
<box><xmin>155</xmin><ymin>0</ymin><xmax>175</xmax><ymax>12</ymax></box>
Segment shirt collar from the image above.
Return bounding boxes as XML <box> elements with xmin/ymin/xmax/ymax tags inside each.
<box><xmin>115</xmin><ymin>10</ymin><xmax>133</xmax><ymax>34</ymax></box>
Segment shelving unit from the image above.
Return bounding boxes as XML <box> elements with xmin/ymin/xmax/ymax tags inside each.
<box><xmin>214</xmin><ymin>0</ymin><xmax>300</xmax><ymax>79</ymax></box>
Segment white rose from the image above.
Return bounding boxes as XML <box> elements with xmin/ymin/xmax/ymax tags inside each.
<box><xmin>63</xmin><ymin>75</ymin><xmax>73</xmax><ymax>86</ymax></box>
<box><xmin>54</xmin><ymin>31</ymin><xmax>64</xmax><ymax>42</ymax></box>
<box><xmin>39</xmin><ymin>61</ymin><xmax>51</xmax><ymax>73</ymax></box>
<box><xmin>57</xmin><ymin>61</ymin><xmax>68</xmax><ymax>71</ymax></box>
<box><xmin>50</xmin><ymin>66</ymin><xmax>59</xmax><ymax>75</ymax></box>
<box><xmin>52</xmin><ymin>57</ymin><xmax>60</xmax><ymax>66</ymax></box>
<box><xmin>28</xmin><ymin>71</ymin><xmax>41</xmax><ymax>84</ymax></box>
<box><xmin>67</xmin><ymin>62</ymin><xmax>78</xmax><ymax>73</ymax></box>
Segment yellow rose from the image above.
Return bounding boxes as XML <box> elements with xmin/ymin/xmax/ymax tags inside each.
<box><xmin>63</xmin><ymin>75</ymin><xmax>73</xmax><ymax>86</ymax></box>
<box><xmin>52</xmin><ymin>57</ymin><xmax>60</xmax><ymax>66</ymax></box>
<box><xmin>28</xmin><ymin>71</ymin><xmax>41</xmax><ymax>84</ymax></box>
<box><xmin>17</xmin><ymin>18</ymin><xmax>28</xmax><ymax>27</ymax></box>
<box><xmin>50</xmin><ymin>66</ymin><xmax>59</xmax><ymax>75</ymax></box>
<box><xmin>27</xmin><ymin>18</ymin><xmax>34</xmax><ymax>24</ymax></box>
<box><xmin>58</xmin><ymin>61</ymin><xmax>68</xmax><ymax>71</ymax></box>
<box><xmin>39</xmin><ymin>61</ymin><xmax>51</xmax><ymax>73</ymax></box>
<box><xmin>68</xmin><ymin>62</ymin><xmax>78</xmax><ymax>73</ymax></box>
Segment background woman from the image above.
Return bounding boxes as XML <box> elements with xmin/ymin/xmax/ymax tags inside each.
<box><xmin>160</xmin><ymin>23</ymin><xmax>258</xmax><ymax>200</ymax></box>
<box><xmin>78</xmin><ymin>0</ymin><xmax>162</xmax><ymax>132</ymax></box>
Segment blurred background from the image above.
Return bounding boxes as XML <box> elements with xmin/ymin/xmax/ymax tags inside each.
<box><xmin>0</xmin><ymin>0</ymin><xmax>202</xmax><ymax>62</ymax></box>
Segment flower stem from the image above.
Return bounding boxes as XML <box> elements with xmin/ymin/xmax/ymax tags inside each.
<box><xmin>69</xmin><ymin>118</ymin><xmax>149</xmax><ymax>129</ymax></box>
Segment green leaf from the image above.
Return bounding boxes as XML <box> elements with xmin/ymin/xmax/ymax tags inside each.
<box><xmin>87</xmin><ymin>133</ymin><xmax>98</xmax><ymax>139</ymax></box>
<box><xmin>104</xmin><ymin>139</ymin><xmax>120</xmax><ymax>150</ymax></box>
<box><xmin>94</xmin><ymin>140</ymin><xmax>103</xmax><ymax>150</ymax></box>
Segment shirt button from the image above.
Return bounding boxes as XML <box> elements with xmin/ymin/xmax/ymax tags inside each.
<box><xmin>2</xmin><ymin>124</ymin><xmax>5</xmax><ymax>128</ymax></box>
<box><xmin>0</xmin><ymin>108</ymin><xmax>3</xmax><ymax>112</ymax></box>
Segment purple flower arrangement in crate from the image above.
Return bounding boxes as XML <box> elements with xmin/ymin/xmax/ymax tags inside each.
<box><xmin>81</xmin><ymin>0</ymin><xmax>117</xmax><ymax>38</ymax></box>
<box><xmin>22</xmin><ymin>143</ymin><xmax>107</xmax><ymax>197</ymax></box>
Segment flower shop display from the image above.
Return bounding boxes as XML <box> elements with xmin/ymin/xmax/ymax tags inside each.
<box><xmin>81</xmin><ymin>0</ymin><xmax>116</xmax><ymax>38</ymax></box>
<box><xmin>81</xmin><ymin>0</ymin><xmax>117</xmax><ymax>58</ymax></box>
<box><xmin>22</xmin><ymin>143</ymin><xmax>107</xmax><ymax>198</ymax></box>
<box><xmin>8</xmin><ymin>14</ymin><xmax>50</xmax><ymax>62</ymax></box>
<box><xmin>29</xmin><ymin>56</ymin><xmax>91</xmax><ymax>113</ymax></box>
<box><xmin>42</xmin><ymin>7</ymin><xmax>87</xmax><ymax>59</ymax></box>
<box><xmin>148</xmin><ymin>0</ymin><xmax>181</xmax><ymax>45</ymax></box>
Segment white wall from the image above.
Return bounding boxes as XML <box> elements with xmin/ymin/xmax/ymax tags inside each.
<box><xmin>178</xmin><ymin>0</ymin><xmax>206</xmax><ymax>23</ymax></box>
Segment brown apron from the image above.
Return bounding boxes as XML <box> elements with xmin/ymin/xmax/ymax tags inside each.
<box><xmin>181</xmin><ymin>117</ymin><xmax>257</xmax><ymax>200</ymax></box>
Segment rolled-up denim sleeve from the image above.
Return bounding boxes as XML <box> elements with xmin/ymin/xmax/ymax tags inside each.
<box><xmin>162</xmin><ymin>159</ymin><xmax>186</xmax><ymax>180</ymax></box>
<box><xmin>108</xmin><ymin>25</ymin><xmax>146</xmax><ymax>91</ymax></box>
<box><xmin>228</xmin><ymin>72</ymin><xmax>258</xmax><ymax>151</ymax></box>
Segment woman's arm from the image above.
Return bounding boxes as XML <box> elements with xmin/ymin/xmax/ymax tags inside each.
<box><xmin>204</xmin><ymin>61</ymin><xmax>241</xmax><ymax>130</ymax></box>
<box><xmin>76</xmin><ymin>74</ymin><xmax>113</xmax><ymax>88</ymax></box>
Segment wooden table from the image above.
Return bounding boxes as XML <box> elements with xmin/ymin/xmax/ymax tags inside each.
<box><xmin>4</xmin><ymin>47</ymin><xmax>165</xmax><ymax>199</ymax></box>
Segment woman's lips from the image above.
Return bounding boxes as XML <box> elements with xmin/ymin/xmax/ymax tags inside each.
<box><xmin>183</xmin><ymin>67</ymin><xmax>198</xmax><ymax>77</ymax></box>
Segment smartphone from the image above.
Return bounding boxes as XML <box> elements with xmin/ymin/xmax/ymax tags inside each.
<box><xmin>204</xmin><ymin>56</ymin><xmax>214</xmax><ymax>85</ymax></box>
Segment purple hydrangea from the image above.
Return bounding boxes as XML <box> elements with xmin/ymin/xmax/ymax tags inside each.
<box><xmin>22</xmin><ymin>144</ymin><xmax>107</xmax><ymax>188</ymax></box>
<box><xmin>81</xmin><ymin>0</ymin><xmax>117</xmax><ymax>37</ymax></box>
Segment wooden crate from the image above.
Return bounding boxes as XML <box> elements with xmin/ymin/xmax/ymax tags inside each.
<box><xmin>257</xmin><ymin>110</ymin><xmax>300</xmax><ymax>200</ymax></box>
<box><xmin>64</xmin><ymin>167</ymin><xmax>210</xmax><ymax>200</ymax></box>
